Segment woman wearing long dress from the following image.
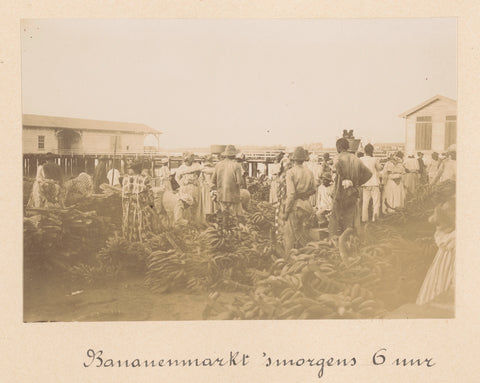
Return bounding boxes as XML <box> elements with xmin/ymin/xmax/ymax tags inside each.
<box><xmin>403</xmin><ymin>154</ymin><xmax>420</xmax><ymax>196</ymax></box>
<box><xmin>416</xmin><ymin>199</ymin><xmax>455</xmax><ymax>305</ymax></box>
<box><xmin>122</xmin><ymin>161</ymin><xmax>155</xmax><ymax>242</ymax></box>
<box><xmin>199</xmin><ymin>157</ymin><xmax>216</xmax><ymax>222</ymax></box>
<box><xmin>382</xmin><ymin>152</ymin><xmax>406</xmax><ymax>214</ymax></box>
<box><xmin>175</xmin><ymin>153</ymin><xmax>202</xmax><ymax>225</ymax></box>
<box><xmin>27</xmin><ymin>156</ymin><xmax>46</xmax><ymax>208</ymax></box>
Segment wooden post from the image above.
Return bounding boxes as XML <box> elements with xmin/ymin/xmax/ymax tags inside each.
<box><xmin>110</xmin><ymin>136</ymin><xmax>117</xmax><ymax>184</ymax></box>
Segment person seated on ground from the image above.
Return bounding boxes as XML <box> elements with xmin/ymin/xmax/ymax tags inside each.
<box><xmin>61</xmin><ymin>172</ymin><xmax>94</xmax><ymax>206</ymax></box>
<box><xmin>39</xmin><ymin>152</ymin><xmax>64</xmax><ymax>208</ymax></box>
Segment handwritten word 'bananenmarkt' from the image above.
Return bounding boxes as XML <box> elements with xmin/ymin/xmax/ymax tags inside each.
<box><xmin>83</xmin><ymin>348</ymin><xmax>435</xmax><ymax>379</ymax></box>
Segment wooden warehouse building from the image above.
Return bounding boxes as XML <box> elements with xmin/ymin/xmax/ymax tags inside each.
<box><xmin>399</xmin><ymin>95</ymin><xmax>457</xmax><ymax>155</ymax></box>
<box><xmin>23</xmin><ymin>114</ymin><xmax>161</xmax><ymax>155</ymax></box>
<box><xmin>23</xmin><ymin>114</ymin><xmax>161</xmax><ymax>177</ymax></box>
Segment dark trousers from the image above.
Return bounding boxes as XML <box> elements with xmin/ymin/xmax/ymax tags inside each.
<box><xmin>329</xmin><ymin>198</ymin><xmax>358</xmax><ymax>237</ymax></box>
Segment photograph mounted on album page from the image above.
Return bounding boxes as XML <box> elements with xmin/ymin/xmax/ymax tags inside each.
<box><xmin>1</xmin><ymin>1</ymin><xmax>479</xmax><ymax>381</ymax></box>
<box><xmin>22</xmin><ymin>18</ymin><xmax>457</xmax><ymax>322</ymax></box>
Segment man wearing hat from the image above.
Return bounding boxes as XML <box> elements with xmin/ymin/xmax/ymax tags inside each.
<box><xmin>281</xmin><ymin>146</ymin><xmax>316</xmax><ymax>253</ymax></box>
<box><xmin>329</xmin><ymin>138</ymin><xmax>372</xmax><ymax>238</ymax></box>
<box><xmin>211</xmin><ymin>145</ymin><xmax>244</xmax><ymax>216</ymax></box>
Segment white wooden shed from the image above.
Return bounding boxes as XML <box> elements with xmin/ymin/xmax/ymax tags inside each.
<box><xmin>399</xmin><ymin>95</ymin><xmax>456</xmax><ymax>155</ymax></box>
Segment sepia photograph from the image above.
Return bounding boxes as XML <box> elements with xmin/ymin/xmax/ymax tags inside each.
<box><xmin>22</xmin><ymin>18</ymin><xmax>457</xmax><ymax>322</ymax></box>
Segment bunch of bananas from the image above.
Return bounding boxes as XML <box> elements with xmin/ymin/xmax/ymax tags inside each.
<box><xmin>144</xmin><ymin>249</ymin><xmax>187</xmax><ymax>293</ymax></box>
<box><xmin>198</xmin><ymin>224</ymin><xmax>226</xmax><ymax>250</ymax></box>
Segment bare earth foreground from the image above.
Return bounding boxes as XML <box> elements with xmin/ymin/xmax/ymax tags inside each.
<box><xmin>24</xmin><ymin>276</ymin><xmax>241</xmax><ymax>322</ymax></box>
<box><xmin>24</xmin><ymin>275</ymin><xmax>452</xmax><ymax>322</ymax></box>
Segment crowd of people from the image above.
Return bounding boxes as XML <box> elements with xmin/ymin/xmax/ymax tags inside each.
<box><xmin>268</xmin><ymin>140</ymin><xmax>457</xmax><ymax>252</ymax></box>
<box><xmin>27</xmin><ymin>142</ymin><xmax>457</xmax><ymax>247</ymax></box>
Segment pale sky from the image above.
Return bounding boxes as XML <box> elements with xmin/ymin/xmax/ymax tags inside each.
<box><xmin>21</xmin><ymin>18</ymin><xmax>456</xmax><ymax>149</ymax></box>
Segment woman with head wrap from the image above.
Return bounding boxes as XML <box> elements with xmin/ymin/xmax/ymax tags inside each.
<box><xmin>122</xmin><ymin>160</ymin><xmax>155</xmax><ymax>242</ymax></box>
<box><xmin>174</xmin><ymin>152</ymin><xmax>202</xmax><ymax>224</ymax></box>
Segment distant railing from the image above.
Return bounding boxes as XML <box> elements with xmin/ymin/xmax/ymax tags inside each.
<box><xmin>24</xmin><ymin>148</ymin><xmax>393</xmax><ymax>160</ymax></box>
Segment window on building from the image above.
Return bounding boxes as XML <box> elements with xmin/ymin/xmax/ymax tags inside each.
<box><xmin>445</xmin><ymin>115</ymin><xmax>457</xmax><ymax>149</ymax></box>
<box><xmin>415</xmin><ymin>116</ymin><xmax>432</xmax><ymax>150</ymax></box>
<box><xmin>38</xmin><ymin>135</ymin><xmax>45</xmax><ymax>150</ymax></box>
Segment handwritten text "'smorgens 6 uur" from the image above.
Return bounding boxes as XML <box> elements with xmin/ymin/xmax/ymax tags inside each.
<box><xmin>83</xmin><ymin>348</ymin><xmax>435</xmax><ymax>379</ymax></box>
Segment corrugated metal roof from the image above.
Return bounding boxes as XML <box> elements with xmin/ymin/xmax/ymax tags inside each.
<box><xmin>398</xmin><ymin>95</ymin><xmax>457</xmax><ymax>118</ymax></box>
<box><xmin>23</xmin><ymin>114</ymin><xmax>161</xmax><ymax>135</ymax></box>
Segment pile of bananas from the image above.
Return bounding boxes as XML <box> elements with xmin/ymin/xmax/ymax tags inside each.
<box><xmin>203</xmin><ymin>221</ymin><xmax>435</xmax><ymax>320</ymax></box>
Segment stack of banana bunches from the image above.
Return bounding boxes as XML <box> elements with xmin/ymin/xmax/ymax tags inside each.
<box><xmin>203</xmin><ymin>222</ymin><xmax>436</xmax><ymax>320</ymax></box>
<box><xmin>24</xmin><ymin>207</ymin><xmax>116</xmax><ymax>273</ymax></box>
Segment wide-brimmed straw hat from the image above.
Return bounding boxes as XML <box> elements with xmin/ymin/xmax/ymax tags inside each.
<box><xmin>223</xmin><ymin>145</ymin><xmax>238</xmax><ymax>157</ymax></box>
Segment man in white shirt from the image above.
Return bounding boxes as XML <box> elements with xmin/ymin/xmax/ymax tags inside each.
<box><xmin>360</xmin><ymin>144</ymin><xmax>382</xmax><ymax>222</ymax></box>
<box><xmin>107</xmin><ymin>163</ymin><xmax>121</xmax><ymax>187</ymax></box>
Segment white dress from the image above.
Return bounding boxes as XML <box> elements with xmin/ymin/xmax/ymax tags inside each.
<box><xmin>27</xmin><ymin>165</ymin><xmax>45</xmax><ymax>208</ymax></box>
<box><xmin>416</xmin><ymin>230</ymin><xmax>455</xmax><ymax>305</ymax></box>
<box><xmin>382</xmin><ymin>161</ymin><xmax>406</xmax><ymax>213</ymax></box>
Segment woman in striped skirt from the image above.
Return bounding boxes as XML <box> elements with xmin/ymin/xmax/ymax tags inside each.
<box><xmin>416</xmin><ymin>198</ymin><xmax>455</xmax><ymax>306</ymax></box>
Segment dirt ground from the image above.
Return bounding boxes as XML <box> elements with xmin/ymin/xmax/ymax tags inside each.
<box><xmin>24</xmin><ymin>272</ymin><xmax>454</xmax><ymax>321</ymax></box>
<box><xmin>24</xmin><ymin>276</ymin><xmax>239</xmax><ymax>322</ymax></box>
